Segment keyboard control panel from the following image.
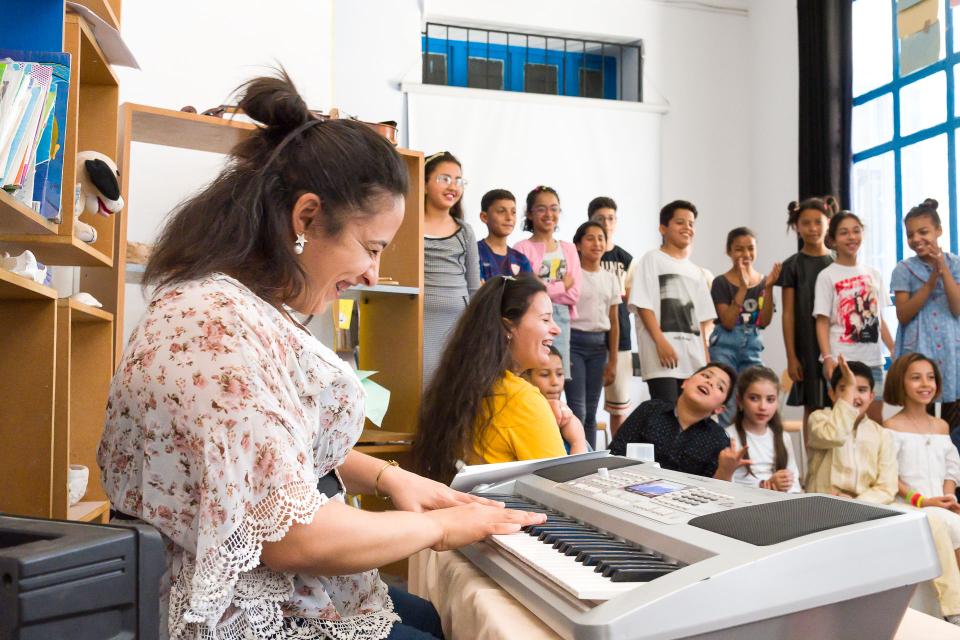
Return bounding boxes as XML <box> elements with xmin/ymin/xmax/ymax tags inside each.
<box><xmin>560</xmin><ymin>467</ymin><xmax>740</xmax><ymax>524</ymax></box>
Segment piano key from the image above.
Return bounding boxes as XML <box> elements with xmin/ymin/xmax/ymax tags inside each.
<box><xmin>559</xmin><ymin>541</ymin><xmax>636</xmax><ymax>555</ymax></box>
<box><xmin>607</xmin><ymin>566</ymin><xmax>679</xmax><ymax>582</ymax></box>
<box><xmin>541</xmin><ymin>533</ymin><xmax>615</xmax><ymax>545</ymax></box>
<box><xmin>578</xmin><ymin>551</ymin><xmax>664</xmax><ymax>566</ymax></box>
<box><xmin>489</xmin><ymin>533</ymin><xmax>639</xmax><ymax>600</ymax></box>
<box><xmin>599</xmin><ymin>562</ymin><xmax>680</xmax><ymax>577</ymax></box>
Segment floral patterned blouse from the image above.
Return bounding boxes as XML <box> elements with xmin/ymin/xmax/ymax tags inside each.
<box><xmin>97</xmin><ymin>274</ymin><xmax>398</xmax><ymax>640</ymax></box>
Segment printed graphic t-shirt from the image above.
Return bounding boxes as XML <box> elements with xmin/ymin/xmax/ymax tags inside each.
<box><xmin>539</xmin><ymin>245</ymin><xmax>567</xmax><ymax>284</ymax></box>
<box><xmin>710</xmin><ymin>275</ymin><xmax>769</xmax><ymax>327</ymax></box>
<box><xmin>601</xmin><ymin>245</ymin><xmax>634</xmax><ymax>351</ymax></box>
<box><xmin>812</xmin><ymin>263</ymin><xmax>886</xmax><ymax>366</ymax></box>
<box><xmin>629</xmin><ymin>249</ymin><xmax>716</xmax><ymax>380</ymax></box>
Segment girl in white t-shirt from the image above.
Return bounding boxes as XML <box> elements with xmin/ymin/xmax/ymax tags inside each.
<box><xmin>814</xmin><ymin>211</ymin><xmax>895</xmax><ymax>423</ymax></box>
<box><xmin>722</xmin><ymin>366</ymin><xmax>801</xmax><ymax>492</ymax></box>
<box><xmin>566</xmin><ymin>221</ymin><xmax>621</xmax><ymax>449</ymax></box>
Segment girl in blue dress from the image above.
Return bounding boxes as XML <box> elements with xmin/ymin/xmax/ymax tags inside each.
<box><xmin>891</xmin><ymin>198</ymin><xmax>960</xmax><ymax>429</ymax></box>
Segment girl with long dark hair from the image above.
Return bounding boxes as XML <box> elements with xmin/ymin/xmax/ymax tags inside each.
<box><xmin>721</xmin><ymin>366</ymin><xmax>801</xmax><ymax>492</ymax></box>
<box><xmin>412</xmin><ymin>274</ymin><xmax>567</xmax><ymax>484</ymax></box>
<box><xmin>422</xmin><ymin>151</ymin><xmax>480</xmax><ymax>385</ymax></box>
<box><xmin>98</xmin><ymin>71</ymin><xmax>542</xmax><ymax>640</ymax></box>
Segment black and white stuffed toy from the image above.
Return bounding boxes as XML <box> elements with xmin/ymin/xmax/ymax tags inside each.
<box><xmin>73</xmin><ymin>151</ymin><xmax>124</xmax><ymax>243</ymax></box>
<box><xmin>75</xmin><ymin>150</ymin><xmax>123</xmax><ymax>217</ymax></box>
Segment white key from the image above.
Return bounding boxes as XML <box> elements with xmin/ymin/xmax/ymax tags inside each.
<box><xmin>489</xmin><ymin>533</ymin><xmax>638</xmax><ymax>600</ymax></box>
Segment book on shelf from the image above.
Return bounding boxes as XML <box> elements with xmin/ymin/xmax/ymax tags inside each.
<box><xmin>0</xmin><ymin>49</ymin><xmax>71</xmax><ymax>222</ymax></box>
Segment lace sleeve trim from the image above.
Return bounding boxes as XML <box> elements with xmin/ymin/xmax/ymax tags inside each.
<box><xmin>170</xmin><ymin>480</ymin><xmax>328</xmax><ymax>637</ymax></box>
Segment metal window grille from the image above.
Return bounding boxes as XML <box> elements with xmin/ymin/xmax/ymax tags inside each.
<box><xmin>421</xmin><ymin>22</ymin><xmax>643</xmax><ymax>102</ymax></box>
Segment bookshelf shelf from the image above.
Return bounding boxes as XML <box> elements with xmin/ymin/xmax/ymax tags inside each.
<box><xmin>73</xmin><ymin>0</ymin><xmax>121</xmax><ymax>32</ymax></box>
<box><xmin>128</xmin><ymin>103</ymin><xmax>256</xmax><ymax>153</ymax></box>
<box><xmin>0</xmin><ymin>234</ymin><xmax>112</xmax><ymax>267</ymax></box>
<box><xmin>346</xmin><ymin>284</ymin><xmax>421</xmax><ymax>296</ymax></box>
<box><xmin>0</xmin><ymin>191</ymin><xmax>59</xmax><ymax>235</ymax></box>
<box><xmin>67</xmin><ymin>297</ymin><xmax>113</xmax><ymax>323</ymax></box>
<box><xmin>68</xmin><ymin>499</ymin><xmax>110</xmax><ymax>524</ymax></box>
<box><xmin>0</xmin><ymin>270</ymin><xmax>57</xmax><ymax>301</ymax></box>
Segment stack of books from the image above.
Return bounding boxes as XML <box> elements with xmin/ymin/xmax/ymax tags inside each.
<box><xmin>0</xmin><ymin>49</ymin><xmax>70</xmax><ymax>222</ymax></box>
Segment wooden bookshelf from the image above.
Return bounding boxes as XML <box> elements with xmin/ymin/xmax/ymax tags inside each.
<box><xmin>0</xmin><ymin>190</ymin><xmax>59</xmax><ymax>235</ymax></box>
<box><xmin>0</xmin><ymin>1</ymin><xmax>125</xmax><ymax>524</ymax></box>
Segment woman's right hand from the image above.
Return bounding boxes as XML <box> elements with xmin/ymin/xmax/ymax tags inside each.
<box><xmin>787</xmin><ymin>355</ymin><xmax>803</xmax><ymax>382</ymax></box>
<box><xmin>655</xmin><ymin>337</ymin><xmax>678</xmax><ymax>368</ymax></box>
<box><xmin>924</xmin><ymin>495</ymin><xmax>957</xmax><ymax>510</ymax></box>
<box><xmin>425</xmin><ymin>504</ymin><xmax>546</xmax><ymax>552</ymax></box>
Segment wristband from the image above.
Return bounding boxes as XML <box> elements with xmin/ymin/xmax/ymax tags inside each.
<box><xmin>375</xmin><ymin>460</ymin><xmax>399</xmax><ymax>497</ymax></box>
<box><xmin>819</xmin><ymin>353</ymin><xmax>835</xmax><ymax>364</ymax></box>
<box><xmin>909</xmin><ymin>491</ymin><xmax>925</xmax><ymax>507</ymax></box>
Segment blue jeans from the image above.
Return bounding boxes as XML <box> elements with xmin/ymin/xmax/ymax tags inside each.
<box><xmin>386</xmin><ymin>585</ymin><xmax>444</xmax><ymax>639</ymax></box>
<box><xmin>564</xmin><ymin>329</ymin><xmax>608</xmax><ymax>449</ymax></box>
<box><xmin>709</xmin><ymin>324</ymin><xmax>764</xmax><ymax>426</ymax></box>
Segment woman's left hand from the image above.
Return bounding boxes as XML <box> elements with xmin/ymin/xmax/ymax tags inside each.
<box><xmin>381</xmin><ymin>467</ymin><xmax>504</xmax><ymax>513</ymax></box>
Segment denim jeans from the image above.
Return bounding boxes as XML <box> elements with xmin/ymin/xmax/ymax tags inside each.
<box><xmin>386</xmin><ymin>585</ymin><xmax>444</xmax><ymax>639</ymax></box>
<box><xmin>708</xmin><ymin>324</ymin><xmax>764</xmax><ymax>426</ymax></box>
<box><xmin>564</xmin><ymin>329</ymin><xmax>609</xmax><ymax>449</ymax></box>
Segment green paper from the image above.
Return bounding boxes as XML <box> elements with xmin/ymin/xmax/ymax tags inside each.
<box><xmin>357</xmin><ymin>370</ymin><xmax>390</xmax><ymax>427</ymax></box>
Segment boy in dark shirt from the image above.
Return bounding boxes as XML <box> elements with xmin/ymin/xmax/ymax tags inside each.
<box><xmin>477</xmin><ymin>189</ymin><xmax>533</xmax><ymax>281</ymax></box>
<box><xmin>610</xmin><ymin>362</ymin><xmax>748</xmax><ymax>479</ymax></box>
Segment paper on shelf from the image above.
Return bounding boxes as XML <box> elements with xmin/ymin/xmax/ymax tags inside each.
<box><xmin>65</xmin><ymin>2</ymin><xmax>140</xmax><ymax>69</ymax></box>
<box><xmin>357</xmin><ymin>370</ymin><xmax>390</xmax><ymax>428</ymax></box>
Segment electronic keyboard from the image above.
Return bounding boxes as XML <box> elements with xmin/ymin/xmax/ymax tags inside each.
<box><xmin>456</xmin><ymin>455</ymin><xmax>940</xmax><ymax>640</ymax></box>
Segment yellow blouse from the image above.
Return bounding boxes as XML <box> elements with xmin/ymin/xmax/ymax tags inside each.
<box><xmin>469</xmin><ymin>370</ymin><xmax>567</xmax><ymax>464</ymax></box>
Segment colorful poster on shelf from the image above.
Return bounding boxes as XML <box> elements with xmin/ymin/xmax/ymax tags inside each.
<box><xmin>897</xmin><ymin>0</ymin><xmax>939</xmax><ymax>38</ymax></box>
<box><xmin>900</xmin><ymin>19</ymin><xmax>941</xmax><ymax>75</ymax></box>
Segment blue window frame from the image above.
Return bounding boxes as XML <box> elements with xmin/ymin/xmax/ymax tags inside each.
<box><xmin>421</xmin><ymin>23</ymin><xmax>640</xmax><ymax>102</ymax></box>
<box><xmin>852</xmin><ymin>0</ymin><xmax>959</xmax><ymax>282</ymax></box>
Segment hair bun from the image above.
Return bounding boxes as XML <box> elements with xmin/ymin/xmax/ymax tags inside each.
<box><xmin>923</xmin><ymin>198</ymin><xmax>939</xmax><ymax>210</ymax></box>
<box><xmin>787</xmin><ymin>200</ymin><xmax>799</xmax><ymax>214</ymax></box>
<box><xmin>237</xmin><ymin>70</ymin><xmax>309</xmax><ymax>133</ymax></box>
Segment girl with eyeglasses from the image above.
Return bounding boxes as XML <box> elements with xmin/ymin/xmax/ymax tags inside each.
<box><xmin>515</xmin><ymin>186</ymin><xmax>582</xmax><ymax>380</ymax></box>
<box><xmin>422</xmin><ymin>151</ymin><xmax>481</xmax><ymax>385</ymax></box>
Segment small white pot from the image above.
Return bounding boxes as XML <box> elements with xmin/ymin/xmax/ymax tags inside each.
<box><xmin>67</xmin><ymin>464</ymin><xmax>89</xmax><ymax>506</ymax></box>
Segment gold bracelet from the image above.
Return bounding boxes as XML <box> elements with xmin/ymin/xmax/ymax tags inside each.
<box><xmin>375</xmin><ymin>460</ymin><xmax>399</xmax><ymax>497</ymax></box>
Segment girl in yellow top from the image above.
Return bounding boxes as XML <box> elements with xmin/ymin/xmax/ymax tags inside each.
<box><xmin>413</xmin><ymin>274</ymin><xmax>568</xmax><ymax>483</ymax></box>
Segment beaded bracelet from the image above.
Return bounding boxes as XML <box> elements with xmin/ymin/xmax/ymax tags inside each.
<box><xmin>908</xmin><ymin>491</ymin><xmax>925</xmax><ymax>508</ymax></box>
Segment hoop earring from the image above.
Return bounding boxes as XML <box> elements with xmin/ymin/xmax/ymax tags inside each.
<box><xmin>294</xmin><ymin>233</ymin><xmax>307</xmax><ymax>255</ymax></box>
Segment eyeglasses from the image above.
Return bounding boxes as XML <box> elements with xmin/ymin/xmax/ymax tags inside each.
<box><xmin>531</xmin><ymin>205</ymin><xmax>562</xmax><ymax>215</ymax></box>
<box><xmin>435</xmin><ymin>174</ymin><xmax>467</xmax><ymax>188</ymax></box>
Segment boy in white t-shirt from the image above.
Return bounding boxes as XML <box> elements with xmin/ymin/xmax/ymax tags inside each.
<box><xmin>629</xmin><ymin>200</ymin><xmax>716</xmax><ymax>403</ymax></box>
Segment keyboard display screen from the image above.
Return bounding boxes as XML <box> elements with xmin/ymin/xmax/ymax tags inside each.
<box><xmin>625</xmin><ymin>480</ymin><xmax>687</xmax><ymax>497</ymax></box>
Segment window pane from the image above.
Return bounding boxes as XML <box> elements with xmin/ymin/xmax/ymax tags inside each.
<box><xmin>898</xmin><ymin>3</ymin><xmax>944</xmax><ymax>76</ymax></box>
<box><xmin>423</xmin><ymin>53</ymin><xmax>447</xmax><ymax>86</ymax></box>
<box><xmin>853</xmin><ymin>0</ymin><xmax>892</xmax><ymax>96</ymax></box>
<box><xmin>901</xmin><ymin>135</ymin><xmax>950</xmax><ymax>260</ymax></box>
<box><xmin>524</xmin><ymin>63</ymin><xmax>558</xmax><ymax>95</ymax></box>
<box><xmin>852</xmin><ymin>152</ymin><xmax>896</xmax><ymax>290</ymax></box>
<box><xmin>899</xmin><ymin>71</ymin><xmax>946</xmax><ymax>137</ymax></box>
<box><xmin>852</xmin><ymin>93</ymin><xmax>893</xmax><ymax>153</ymax></box>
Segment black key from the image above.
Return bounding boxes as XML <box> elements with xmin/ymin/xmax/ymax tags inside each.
<box><xmin>526</xmin><ymin>523</ymin><xmax>592</xmax><ymax>536</ymax></box>
<box><xmin>608</xmin><ymin>566</ymin><xmax>678</xmax><ymax>582</ymax></box>
<box><xmin>596</xmin><ymin>562</ymin><xmax>673</xmax><ymax>576</ymax></box>
<box><xmin>599</xmin><ymin>562</ymin><xmax>679</xmax><ymax>578</ymax></box>
<box><xmin>559</xmin><ymin>541</ymin><xmax>634</xmax><ymax>555</ymax></box>
<box><xmin>540</xmin><ymin>532</ymin><xmax>613</xmax><ymax>545</ymax></box>
<box><xmin>578</xmin><ymin>551</ymin><xmax>662</xmax><ymax>566</ymax></box>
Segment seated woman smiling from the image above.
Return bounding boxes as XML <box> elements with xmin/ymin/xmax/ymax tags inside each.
<box><xmin>412</xmin><ymin>274</ymin><xmax>569</xmax><ymax>484</ymax></box>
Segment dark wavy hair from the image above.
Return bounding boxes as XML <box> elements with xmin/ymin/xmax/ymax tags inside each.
<box><xmin>523</xmin><ymin>185</ymin><xmax>560</xmax><ymax>232</ymax></box>
<box><xmin>731</xmin><ymin>366</ymin><xmax>789</xmax><ymax>477</ymax></box>
<box><xmin>883</xmin><ymin>353</ymin><xmax>942</xmax><ymax>407</ymax></box>
<box><xmin>659</xmin><ymin>200</ymin><xmax>698</xmax><ymax>227</ymax></box>
<box><xmin>412</xmin><ymin>274</ymin><xmax>548</xmax><ymax>483</ymax></box>
<box><xmin>786</xmin><ymin>195</ymin><xmax>839</xmax><ymax>230</ymax></box>
<box><xmin>144</xmin><ymin>70</ymin><xmax>408</xmax><ymax>305</ymax></box>
<box><xmin>424</xmin><ymin>151</ymin><xmax>464</xmax><ymax>219</ymax></box>
<box><xmin>827</xmin><ymin>210</ymin><xmax>864</xmax><ymax>242</ymax></box>
<box><xmin>904</xmin><ymin>198</ymin><xmax>942</xmax><ymax>229</ymax></box>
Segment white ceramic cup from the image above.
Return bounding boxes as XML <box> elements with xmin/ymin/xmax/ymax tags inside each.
<box><xmin>626</xmin><ymin>443</ymin><xmax>656</xmax><ymax>463</ymax></box>
<box><xmin>67</xmin><ymin>464</ymin><xmax>89</xmax><ymax>506</ymax></box>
